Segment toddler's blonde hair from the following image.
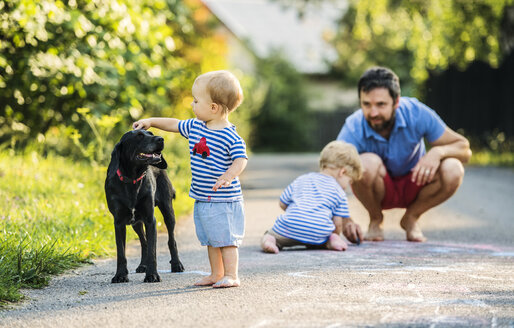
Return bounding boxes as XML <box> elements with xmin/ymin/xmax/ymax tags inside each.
<box><xmin>319</xmin><ymin>141</ymin><xmax>363</xmax><ymax>181</ymax></box>
<box><xmin>195</xmin><ymin>70</ymin><xmax>243</xmax><ymax>114</ymax></box>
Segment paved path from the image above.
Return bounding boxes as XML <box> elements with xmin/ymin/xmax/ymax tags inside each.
<box><xmin>1</xmin><ymin>154</ymin><xmax>513</xmax><ymax>327</ymax></box>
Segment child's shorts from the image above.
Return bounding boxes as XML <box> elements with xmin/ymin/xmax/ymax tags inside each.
<box><xmin>193</xmin><ymin>200</ymin><xmax>245</xmax><ymax>247</ymax></box>
<box><xmin>381</xmin><ymin>171</ymin><xmax>423</xmax><ymax>210</ymax></box>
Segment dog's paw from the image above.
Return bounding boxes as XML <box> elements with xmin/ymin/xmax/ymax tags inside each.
<box><xmin>144</xmin><ymin>273</ymin><xmax>161</xmax><ymax>283</ymax></box>
<box><xmin>111</xmin><ymin>275</ymin><xmax>129</xmax><ymax>283</ymax></box>
<box><xmin>171</xmin><ymin>261</ymin><xmax>185</xmax><ymax>273</ymax></box>
<box><xmin>135</xmin><ymin>265</ymin><xmax>146</xmax><ymax>273</ymax></box>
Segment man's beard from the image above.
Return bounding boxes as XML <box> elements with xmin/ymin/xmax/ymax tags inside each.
<box><xmin>367</xmin><ymin>111</ymin><xmax>395</xmax><ymax>133</ymax></box>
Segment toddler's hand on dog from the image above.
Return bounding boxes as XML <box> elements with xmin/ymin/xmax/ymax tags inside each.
<box><xmin>133</xmin><ymin>119</ymin><xmax>150</xmax><ymax>130</ymax></box>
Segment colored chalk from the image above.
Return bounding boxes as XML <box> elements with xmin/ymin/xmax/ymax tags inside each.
<box><xmin>356</xmin><ymin>235</ymin><xmax>361</xmax><ymax>245</ymax></box>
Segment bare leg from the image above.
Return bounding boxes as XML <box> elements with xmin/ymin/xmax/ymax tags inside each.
<box><xmin>261</xmin><ymin>233</ymin><xmax>279</xmax><ymax>254</ymax></box>
<box><xmin>401</xmin><ymin>158</ymin><xmax>465</xmax><ymax>242</ymax></box>
<box><xmin>213</xmin><ymin>246</ymin><xmax>240</xmax><ymax>288</ymax></box>
<box><xmin>194</xmin><ymin>246</ymin><xmax>224</xmax><ymax>286</ymax></box>
<box><xmin>351</xmin><ymin>153</ymin><xmax>386</xmax><ymax>241</ymax></box>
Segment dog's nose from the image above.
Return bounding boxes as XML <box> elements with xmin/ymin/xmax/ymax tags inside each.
<box><xmin>156</xmin><ymin>136</ymin><xmax>164</xmax><ymax>144</ymax></box>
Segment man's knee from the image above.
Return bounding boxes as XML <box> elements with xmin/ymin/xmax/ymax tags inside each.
<box><xmin>439</xmin><ymin>158</ymin><xmax>465</xmax><ymax>192</ymax></box>
<box><xmin>358</xmin><ymin>153</ymin><xmax>386</xmax><ymax>185</ymax></box>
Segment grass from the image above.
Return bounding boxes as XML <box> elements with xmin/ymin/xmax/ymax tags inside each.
<box><xmin>468</xmin><ymin>150</ymin><xmax>514</xmax><ymax>167</ymax></box>
<box><xmin>0</xmin><ymin>135</ymin><xmax>193</xmax><ymax>307</ymax></box>
<box><xmin>466</xmin><ymin>132</ymin><xmax>514</xmax><ymax>168</ymax></box>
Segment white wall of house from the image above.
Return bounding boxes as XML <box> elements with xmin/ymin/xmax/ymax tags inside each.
<box><xmin>202</xmin><ymin>0</ymin><xmax>359</xmax><ymax>115</ymax></box>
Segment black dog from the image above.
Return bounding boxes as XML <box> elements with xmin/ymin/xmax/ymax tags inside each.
<box><xmin>105</xmin><ymin>129</ymin><xmax>184</xmax><ymax>283</ymax></box>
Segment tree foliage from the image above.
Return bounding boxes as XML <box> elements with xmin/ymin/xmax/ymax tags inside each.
<box><xmin>248</xmin><ymin>52</ymin><xmax>313</xmax><ymax>152</ymax></box>
<box><xmin>0</xmin><ymin>0</ymin><xmax>226</xmax><ymax>158</ymax></box>
<box><xmin>331</xmin><ymin>0</ymin><xmax>514</xmax><ymax>93</ymax></box>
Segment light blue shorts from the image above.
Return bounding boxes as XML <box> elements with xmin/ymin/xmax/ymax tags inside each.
<box><xmin>193</xmin><ymin>200</ymin><xmax>245</xmax><ymax>247</ymax></box>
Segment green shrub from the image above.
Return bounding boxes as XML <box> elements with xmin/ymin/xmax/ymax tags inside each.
<box><xmin>248</xmin><ymin>53</ymin><xmax>314</xmax><ymax>152</ymax></box>
<box><xmin>0</xmin><ymin>0</ymin><xmax>224</xmax><ymax>155</ymax></box>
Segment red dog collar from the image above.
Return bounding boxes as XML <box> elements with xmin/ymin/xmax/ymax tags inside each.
<box><xmin>116</xmin><ymin>169</ymin><xmax>146</xmax><ymax>184</ymax></box>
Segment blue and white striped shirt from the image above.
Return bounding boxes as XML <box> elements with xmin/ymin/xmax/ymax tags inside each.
<box><xmin>272</xmin><ymin>172</ymin><xmax>350</xmax><ymax>245</ymax></box>
<box><xmin>178</xmin><ymin>118</ymin><xmax>247</xmax><ymax>202</ymax></box>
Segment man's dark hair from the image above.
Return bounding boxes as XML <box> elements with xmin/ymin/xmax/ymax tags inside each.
<box><xmin>358</xmin><ymin>66</ymin><xmax>401</xmax><ymax>100</ymax></box>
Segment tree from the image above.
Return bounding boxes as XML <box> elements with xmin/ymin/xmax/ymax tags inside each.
<box><xmin>248</xmin><ymin>52</ymin><xmax>314</xmax><ymax>152</ymax></box>
<box><xmin>330</xmin><ymin>0</ymin><xmax>514</xmax><ymax>94</ymax></box>
<box><xmin>0</xmin><ymin>0</ymin><xmax>225</xmax><ymax>156</ymax></box>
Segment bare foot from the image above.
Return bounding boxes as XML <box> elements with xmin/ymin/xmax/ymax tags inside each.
<box><xmin>261</xmin><ymin>234</ymin><xmax>279</xmax><ymax>254</ymax></box>
<box><xmin>213</xmin><ymin>276</ymin><xmax>240</xmax><ymax>288</ymax></box>
<box><xmin>326</xmin><ymin>233</ymin><xmax>347</xmax><ymax>251</ymax></box>
<box><xmin>194</xmin><ymin>275</ymin><xmax>222</xmax><ymax>286</ymax></box>
<box><xmin>364</xmin><ymin>223</ymin><xmax>384</xmax><ymax>241</ymax></box>
<box><xmin>400</xmin><ymin>216</ymin><xmax>427</xmax><ymax>242</ymax></box>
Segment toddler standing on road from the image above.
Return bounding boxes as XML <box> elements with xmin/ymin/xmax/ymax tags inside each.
<box><xmin>261</xmin><ymin>141</ymin><xmax>363</xmax><ymax>253</ymax></box>
<box><xmin>133</xmin><ymin>70</ymin><xmax>247</xmax><ymax>288</ymax></box>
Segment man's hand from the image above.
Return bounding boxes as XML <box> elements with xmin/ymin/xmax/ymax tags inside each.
<box><xmin>412</xmin><ymin>127</ymin><xmax>472</xmax><ymax>186</ymax></box>
<box><xmin>411</xmin><ymin>147</ymin><xmax>442</xmax><ymax>186</ymax></box>
<box><xmin>342</xmin><ymin>218</ymin><xmax>363</xmax><ymax>245</ymax></box>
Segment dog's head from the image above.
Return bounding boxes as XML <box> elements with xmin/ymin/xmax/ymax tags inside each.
<box><xmin>111</xmin><ymin>130</ymin><xmax>167</xmax><ymax>169</ymax></box>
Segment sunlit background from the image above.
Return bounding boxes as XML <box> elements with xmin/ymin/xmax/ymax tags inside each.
<box><xmin>0</xmin><ymin>0</ymin><xmax>513</xmax><ymax>305</ymax></box>
<box><xmin>1</xmin><ymin>0</ymin><xmax>513</xmax><ymax>157</ymax></box>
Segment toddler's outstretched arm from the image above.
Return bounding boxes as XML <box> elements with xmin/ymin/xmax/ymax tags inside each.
<box><xmin>133</xmin><ymin>117</ymin><xmax>180</xmax><ymax>133</ymax></box>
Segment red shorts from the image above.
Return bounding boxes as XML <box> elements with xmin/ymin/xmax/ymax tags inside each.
<box><xmin>381</xmin><ymin>172</ymin><xmax>423</xmax><ymax>210</ymax></box>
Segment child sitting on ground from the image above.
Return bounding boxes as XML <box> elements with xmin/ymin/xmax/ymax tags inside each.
<box><xmin>261</xmin><ymin>141</ymin><xmax>363</xmax><ymax>253</ymax></box>
<box><xmin>133</xmin><ymin>70</ymin><xmax>247</xmax><ymax>288</ymax></box>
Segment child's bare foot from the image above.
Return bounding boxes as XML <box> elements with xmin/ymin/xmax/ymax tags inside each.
<box><xmin>364</xmin><ymin>222</ymin><xmax>384</xmax><ymax>241</ymax></box>
<box><xmin>194</xmin><ymin>275</ymin><xmax>222</xmax><ymax>286</ymax></box>
<box><xmin>326</xmin><ymin>233</ymin><xmax>347</xmax><ymax>251</ymax></box>
<box><xmin>213</xmin><ymin>276</ymin><xmax>240</xmax><ymax>288</ymax></box>
<box><xmin>261</xmin><ymin>233</ymin><xmax>279</xmax><ymax>254</ymax></box>
<box><xmin>400</xmin><ymin>215</ymin><xmax>427</xmax><ymax>242</ymax></box>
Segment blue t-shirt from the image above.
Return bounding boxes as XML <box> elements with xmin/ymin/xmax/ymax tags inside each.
<box><xmin>178</xmin><ymin>118</ymin><xmax>247</xmax><ymax>202</ymax></box>
<box><xmin>337</xmin><ymin>97</ymin><xmax>446</xmax><ymax>177</ymax></box>
<box><xmin>272</xmin><ymin>172</ymin><xmax>350</xmax><ymax>245</ymax></box>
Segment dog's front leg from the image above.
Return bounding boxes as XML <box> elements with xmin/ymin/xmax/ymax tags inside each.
<box><xmin>143</xmin><ymin>217</ymin><xmax>161</xmax><ymax>282</ymax></box>
<box><xmin>112</xmin><ymin>222</ymin><xmax>129</xmax><ymax>283</ymax></box>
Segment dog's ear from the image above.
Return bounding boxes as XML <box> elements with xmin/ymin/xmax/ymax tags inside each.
<box><xmin>107</xmin><ymin>141</ymin><xmax>122</xmax><ymax>177</ymax></box>
<box><xmin>151</xmin><ymin>155</ymin><xmax>167</xmax><ymax>169</ymax></box>
<box><xmin>111</xmin><ymin>141</ymin><xmax>122</xmax><ymax>164</ymax></box>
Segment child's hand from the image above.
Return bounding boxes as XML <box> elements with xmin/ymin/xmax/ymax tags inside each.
<box><xmin>342</xmin><ymin>219</ymin><xmax>363</xmax><ymax>245</ymax></box>
<box><xmin>213</xmin><ymin>174</ymin><xmax>233</xmax><ymax>191</ymax></box>
<box><xmin>133</xmin><ymin>119</ymin><xmax>151</xmax><ymax>130</ymax></box>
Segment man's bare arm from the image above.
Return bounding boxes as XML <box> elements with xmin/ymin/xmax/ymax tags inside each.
<box><xmin>412</xmin><ymin>127</ymin><xmax>472</xmax><ymax>185</ymax></box>
<box><xmin>429</xmin><ymin>127</ymin><xmax>472</xmax><ymax>163</ymax></box>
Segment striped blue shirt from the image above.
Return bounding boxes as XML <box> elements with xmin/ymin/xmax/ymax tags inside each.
<box><xmin>272</xmin><ymin>172</ymin><xmax>350</xmax><ymax>245</ymax></box>
<box><xmin>178</xmin><ymin>118</ymin><xmax>247</xmax><ymax>202</ymax></box>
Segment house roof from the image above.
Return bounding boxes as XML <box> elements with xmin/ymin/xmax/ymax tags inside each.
<box><xmin>201</xmin><ymin>0</ymin><xmax>347</xmax><ymax>74</ymax></box>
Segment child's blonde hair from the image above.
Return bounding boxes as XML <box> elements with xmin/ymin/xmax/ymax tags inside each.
<box><xmin>195</xmin><ymin>70</ymin><xmax>244</xmax><ymax>114</ymax></box>
<box><xmin>319</xmin><ymin>141</ymin><xmax>363</xmax><ymax>181</ymax></box>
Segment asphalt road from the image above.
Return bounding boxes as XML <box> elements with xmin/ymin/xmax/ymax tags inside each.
<box><xmin>1</xmin><ymin>154</ymin><xmax>513</xmax><ymax>327</ymax></box>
